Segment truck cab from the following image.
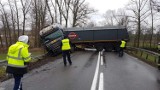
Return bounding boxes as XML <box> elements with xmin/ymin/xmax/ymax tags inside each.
<box><xmin>39</xmin><ymin>24</ymin><xmax>64</xmax><ymax>54</ymax></box>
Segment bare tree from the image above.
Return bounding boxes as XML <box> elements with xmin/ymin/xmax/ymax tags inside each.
<box><xmin>31</xmin><ymin>0</ymin><xmax>47</xmax><ymax>47</ymax></box>
<box><xmin>1</xmin><ymin>15</ymin><xmax>8</xmax><ymax>47</ymax></box>
<box><xmin>85</xmin><ymin>21</ymin><xmax>96</xmax><ymax>27</ymax></box>
<box><xmin>51</xmin><ymin>0</ymin><xmax>58</xmax><ymax>23</ymax></box>
<box><xmin>148</xmin><ymin>0</ymin><xmax>154</xmax><ymax>48</ymax></box>
<box><xmin>20</xmin><ymin>0</ymin><xmax>32</xmax><ymax>35</ymax></box>
<box><xmin>103</xmin><ymin>10</ymin><xmax>114</xmax><ymax>26</ymax></box>
<box><xmin>103</xmin><ymin>9</ymin><xmax>129</xmax><ymax>27</ymax></box>
<box><xmin>14</xmin><ymin>0</ymin><xmax>20</xmax><ymax>37</ymax></box>
<box><xmin>151</xmin><ymin>0</ymin><xmax>160</xmax><ymax>11</ymax></box>
<box><xmin>8</xmin><ymin>0</ymin><xmax>17</xmax><ymax>42</ymax></box>
<box><xmin>0</xmin><ymin>32</ymin><xmax>3</xmax><ymax>48</ymax></box>
<box><xmin>157</xmin><ymin>30</ymin><xmax>160</xmax><ymax>43</ymax></box>
<box><xmin>32</xmin><ymin>0</ymin><xmax>38</xmax><ymax>47</ymax></box>
<box><xmin>70</xmin><ymin>0</ymin><xmax>96</xmax><ymax>27</ymax></box>
<box><xmin>127</xmin><ymin>0</ymin><xmax>150</xmax><ymax>47</ymax></box>
<box><xmin>55</xmin><ymin>0</ymin><xmax>64</xmax><ymax>24</ymax></box>
<box><xmin>141</xmin><ymin>25</ymin><xmax>149</xmax><ymax>47</ymax></box>
<box><xmin>0</xmin><ymin>0</ymin><xmax>97</xmax><ymax>48</ymax></box>
<box><xmin>45</xmin><ymin>0</ymin><xmax>54</xmax><ymax>24</ymax></box>
<box><xmin>0</xmin><ymin>1</ymin><xmax>12</xmax><ymax>46</ymax></box>
<box><xmin>115</xmin><ymin>9</ymin><xmax>129</xmax><ymax>27</ymax></box>
<box><xmin>63</xmin><ymin>0</ymin><xmax>72</xmax><ymax>27</ymax></box>
<box><xmin>150</xmin><ymin>0</ymin><xmax>160</xmax><ymax>47</ymax></box>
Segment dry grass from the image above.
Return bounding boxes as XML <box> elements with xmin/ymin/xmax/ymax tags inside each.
<box><xmin>0</xmin><ymin>66</ymin><xmax>6</xmax><ymax>81</ymax></box>
<box><xmin>126</xmin><ymin>50</ymin><xmax>158</xmax><ymax>67</ymax></box>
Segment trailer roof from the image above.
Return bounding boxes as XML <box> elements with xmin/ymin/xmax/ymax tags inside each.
<box><xmin>64</xmin><ymin>26</ymin><xmax>126</xmax><ymax>31</ymax></box>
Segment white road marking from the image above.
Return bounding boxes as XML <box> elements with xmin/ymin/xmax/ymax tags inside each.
<box><xmin>91</xmin><ymin>52</ymin><xmax>101</xmax><ymax>90</ymax></box>
<box><xmin>98</xmin><ymin>73</ymin><xmax>104</xmax><ymax>90</ymax></box>
<box><xmin>84</xmin><ymin>48</ymin><xmax>97</xmax><ymax>51</ymax></box>
<box><xmin>101</xmin><ymin>50</ymin><xmax>103</xmax><ymax>55</ymax></box>
<box><xmin>101</xmin><ymin>56</ymin><xmax>103</xmax><ymax>66</ymax></box>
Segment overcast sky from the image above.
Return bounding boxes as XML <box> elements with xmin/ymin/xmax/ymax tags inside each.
<box><xmin>86</xmin><ymin>0</ymin><xmax>129</xmax><ymax>13</ymax></box>
<box><xmin>0</xmin><ymin>0</ymin><xmax>131</xmax><ymax>26</ymax></box>
<box><xmin>85</xmin><ymin>0</ymin><xmax>130</xmax><ymax>23</ymax></box>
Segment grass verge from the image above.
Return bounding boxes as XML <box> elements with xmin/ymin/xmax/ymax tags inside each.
<box><xmin>126</xmin><ymin>50</ymin><xmax>158</xmax><ymax>68</ymax></box>
<box><xmin>0</xmin><ymin>48</ymin><xmax>47</xmax><ymax>82</ymax></box>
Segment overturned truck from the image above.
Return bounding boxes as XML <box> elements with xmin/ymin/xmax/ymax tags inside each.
<box><xmin>39</xmin><ymin>24</ymin><xmax>129</xmax><ymax>54</ymax></box>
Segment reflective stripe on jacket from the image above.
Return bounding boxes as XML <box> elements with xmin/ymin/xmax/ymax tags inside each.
<box><xmin>7</xmin><ymin>41</ymin><xmax>31</xmax><ymax>68</ymax></box>
<box><xmin>120</xmin><ymin>40</ymin><xmax>126</xmax><ymax>48</ymax></box>
<box><xmin>61</xmin><ymin>39</ymin><xmax>71</xmax><ymax>51</ymax></box>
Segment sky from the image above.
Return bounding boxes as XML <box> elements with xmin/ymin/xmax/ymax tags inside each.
<box><xmin>0</xmin><ymin>0</ymin><xmax>131</xmax><ymax>27</ymax></box>
<box><xmin>86</xmin><ymin>0</ymin><xmax>129</xmax><ymax>13</ymax></box>
<box><xmin>85</xmin><ymin>0</ymin><xmax>130</xmax><ymax>23</ymax></box>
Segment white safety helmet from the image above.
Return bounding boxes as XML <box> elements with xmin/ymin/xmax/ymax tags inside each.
<box><xmin>18</xmin><ymin>35</ymin><xmax>29</xmax><ymax>44</ymax></box>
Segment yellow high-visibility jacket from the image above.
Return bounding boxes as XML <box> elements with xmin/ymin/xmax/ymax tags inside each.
<box><xmin>61</xmin><ymin>39</ymin><xmax>71</xmax><ymax>51</ymax></box>
<box><xmin>6</xmin><ymin>41</ymin><xmax>31</xmax><ymax>74</ymax></box>
<box><xmin>120</xmin><ymin>40</ymin><xmax>126</xmax><ymax>48</ymax></box>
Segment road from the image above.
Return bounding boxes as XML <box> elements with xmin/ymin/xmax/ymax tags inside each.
<box><xmin>0</xmin><ymin>50</ymin><xmax>160</xmax><ymax>90</ymax></box>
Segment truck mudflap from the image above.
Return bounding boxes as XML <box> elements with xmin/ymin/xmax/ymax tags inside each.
<box><xmin>94</xmin><ymin>42</ymin><xmax>120</xmax><ymax>52</ymax></box>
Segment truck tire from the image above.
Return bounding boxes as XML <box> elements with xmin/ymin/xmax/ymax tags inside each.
<box><xmin>104</xmin><ymin>44</ymin><xmax>112</xmax><ymax>52</ymax></box>
<box><xmin>104</xmin><ymin>47</ymin><xmax>112</xmax><ymax>52</ymax></box>
<box><xmin>95</xmin><ymin>43</ymin><xmax>104</xmax><ymax>51</ymax></box>
<box><xmin>95</xmin><ymin>47</ymin><xmax>103</xmax><ymax>51</ymax></box>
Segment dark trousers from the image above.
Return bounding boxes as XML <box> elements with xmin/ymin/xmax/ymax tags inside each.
<box><xmin>62</xmin><ymin>50</ymin><xmax>72</xmax><ymax>66</ymax></box>
<box><xmin>119</xmin><ymin>47</ymin><xmax>124</xmax><ymax>52</ymax></box>
<box><xmin>13</xmin><ymin>74</ymin><xmax>23</xmax><ymax>90</ymax></box>
<box><xmin>119</xmin><ymin>47</ymin><xmax>124</xmax><ymax>57</ymax></box>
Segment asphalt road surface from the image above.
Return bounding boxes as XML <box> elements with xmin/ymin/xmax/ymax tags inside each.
<box><xmin>0</xmin><ymin>50</ymin><xmax>160</xmax><ymax>90</ymax></box>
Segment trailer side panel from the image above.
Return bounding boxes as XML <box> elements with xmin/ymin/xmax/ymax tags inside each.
<box><xmin>93</xmin><ymin>29</ymin><xmax>118</xmax><ymax>41</ymax></box>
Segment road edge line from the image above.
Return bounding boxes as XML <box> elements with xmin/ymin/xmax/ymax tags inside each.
<box><xmin>98</xmin><ymin>72</ymin><xmax>104</xmax><ymax>90</ymax></box>
<box><xmin>90</xmin><ymin>52</ymin><xmax>101</xmax><ymax>90</ymax></box>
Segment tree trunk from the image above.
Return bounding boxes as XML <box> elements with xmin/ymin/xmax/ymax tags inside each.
<box><xmin>149</xmin><ymin>0</ymin><xmax>154</xmax><ymax>48</ymax></box>
<box><xmin>1</xmin><ymin>16</ymin><xmax>8</xmax><ymax>47</ymax></box>
<box><xmin>0</xmin><ymin>34</ymin><xmax>3</xmax><ymax>48</ymax></box>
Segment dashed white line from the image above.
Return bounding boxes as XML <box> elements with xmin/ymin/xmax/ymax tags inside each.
<box><xmin>91</xmin><ymin>52</ymin><xmax>101</xmax><ymax>90</ymax></box>
<box><xmin>98</xmin><ymin>73</ymin><xmax>104</xmax><ymax>90</ymax></box>
<box><xmin>101</xmin><ymin>56</ymin><xmax>103</xmax><ymax>66</ymax></box>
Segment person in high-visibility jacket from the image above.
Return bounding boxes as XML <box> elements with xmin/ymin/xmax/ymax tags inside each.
<box><xmin>61</xmin><ymin>35</ymin><xmax>72</xmax><ymax>66</ymax></box>
<box><xmin>119</xmin><ymin>39</ymin><xmax>126</xmax><ymax>57</ymax></box>
<box><xmin>6</xmin><ymin>35</ymin><xmax>31</xmax><ymax>90</ymax></box>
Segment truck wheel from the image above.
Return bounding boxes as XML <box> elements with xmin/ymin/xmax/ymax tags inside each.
<box><xmin>96</xmin><ymin>46</ymin><xmax>103</xmax><ymax>51</ymax></box>
<box><xmin>95</xmin><ymin>43</ymin><xmax>104</xmax><ymax>51</ymax></box>
<box><xmin>104</xmin><ymin>48</ymin><xmax>112</xmax><ymax>52</ymax></box>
